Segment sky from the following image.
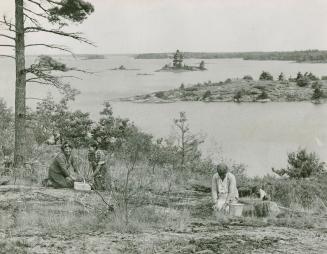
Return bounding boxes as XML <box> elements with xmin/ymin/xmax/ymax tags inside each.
<box><xmin>0</xmin><ymin>0</ymin><xmax>327</xmax><ymax>54</ymax></box>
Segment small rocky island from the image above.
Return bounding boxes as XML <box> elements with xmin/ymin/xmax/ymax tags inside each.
<box><xmin>156</xmin><ymin>50</ymin><xmax>207</xmax><ymax>72</ymax></box>
<box><xmin>122</xmin><ymin>71</ymin><xmax>327</xmax><ymax>103</ymax></box>
<box><xmin>110</xmin><ymin>65</ymin><xmax>140</xmax><ymax>71</ymax></box>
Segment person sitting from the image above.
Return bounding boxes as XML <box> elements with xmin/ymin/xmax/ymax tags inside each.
<box><xmin>47</xmin><ymin>141</ymin><xmax>79</xmax><ymax>188</ymax></box>
<box><xmin>212</xmin><ymin>163</ymin><xmax>239</xmax><ymax>213</ymax></box>
<box><xmin>88</xmin><ymin>141</ymin><xmax>107</xmax><ymax>190</ymax></box>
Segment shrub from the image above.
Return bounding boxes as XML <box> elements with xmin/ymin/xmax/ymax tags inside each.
<box><xmin>321</xmin><ymin>76</ymin><xmax>327</xmax><ymax>80</ymax></box>
<box><xmin>272</xmin><ymin>148</ymin><xmax>324</xmax><ymax>178</ymax></box>
<box><xmin>259</xmin><ymin>71</ymin><xmax>273</xmax><ymax>81</ymax></box>
<box><xmin>154</xmin><ymin>91</ymin><xmax>167</xmax><ymax>99</ymax></box>
<box><xmin>233</xmin><ymin>90</ymin><xmax>243</xmax><ymax>102</ymax></box>
<box><xmin>296</xmin><ymin>77</ymin><xmax>310</xmax><ymax>87</ymax></box>
<box><xmin>224</xmin><ymin>78</ymin><xmax>232</xmax><ymax>84</ymax></box>
<box><xmin>202</xmin><ymin>90</ymin><xmax>212</xmax><ymax>100</ymax></box>
<box><xmin>243</xmin><ymin>75</ymin><xmax>253</xmax><ymax>81</ymax></box>
<box><xmin>256</xmin><ymin>90</ymin><xmax>269</xmax><ymax>100</ymax></box>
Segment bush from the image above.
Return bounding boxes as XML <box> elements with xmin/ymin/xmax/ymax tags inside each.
<box><xmin>296</xmin><ymin>77</ymin><xmax>310</xmax><ymax>87</ymax></box>
<box><xmin>243</xmin><ymin>75</ymin><xmax>253</xmax><ymax>81</ymax></box>
<box><xmin>321</xmin><ymin>76</ymin><xmax>327</xmax><ymax>80</ymax></box>
<box><xmin>202</xmin><ymin>90</ymin><xmax>212</xmax><ymax>100</ymax></box>
<box><xmin>224</xmin><ymin>78</ymin><xmax>232</xmax><ymax>84</ymax></box>
<box><xmin>259</xmin><ymin>71</ymin><xmax>273</xmax><ymax>81</ymax></box>
<box><xmin>233</xmin><ymin>90</ymin><xmax>244</xmax><ymax>102</ymax></box>
<box><xmin>272</xmin><ymin>148</ymin><xmax>324</xmax><ymax>179</ymax></box>
<box><xmin>256</xmin><ymin>90</ymin><xmax>269</xmax><ymax>100</ymax></box>
<box><xmin>154</xmin><ymin>91</ymin><xmax>167</xmax><ymax>99</ymax></box>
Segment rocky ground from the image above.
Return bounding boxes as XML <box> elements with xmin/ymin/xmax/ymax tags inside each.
<box><xmin>121</xmin><ymin>79</ymin><xmax>327</xmax><ymax>103</ymax></box>
<box><xmin>1</xmin><ymin>185</ymin><xmax>326</xmax><ymax>254</ymax></box>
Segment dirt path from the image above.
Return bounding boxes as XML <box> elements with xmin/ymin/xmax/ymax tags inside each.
<box><xmin>1</xmin><ymin>186</ymin><xmax>326</xmax><ymax>254</ymax></box>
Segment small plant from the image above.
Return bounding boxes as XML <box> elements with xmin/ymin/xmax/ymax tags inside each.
<box><xmin>256</xmin><ymin>90</ymin><xmax>269</xmax><ymax>100</ymax></box>
<box><xmin>278</xmin><ymin>72</ymin><xmax>285</xmax><ymax>81</ymax></box>
<box><xmin>243</xmin><ymin>75</ymin><xmax>253</xmax><ymax>81</ymax></box>
<box><xmin>233</xmin><ymin>90</ymin><xmax>243</xmax><ymax>102</ymax></box>
<box><xmin>259</xmin><ymin>71</ymin><xmax>273</xmax><ymax>81</ymax></box>
<box><xmin>202</xmin><ymin>90</ymin><xmax>212</xmax><ymax>100</ymax></box>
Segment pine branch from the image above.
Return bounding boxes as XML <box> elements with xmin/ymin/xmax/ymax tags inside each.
<box><xmin>25</xmin><ymin>43</ymin><xmax>74</xmax><ymax>54</ymax></box>
<box><xmin>24</xmin><ymin>26</ymin><xmax>94</xmax><ymax>45</ymax></box>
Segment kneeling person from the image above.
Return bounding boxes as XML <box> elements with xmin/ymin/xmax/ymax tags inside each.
<box><xmin>48</xmin><ymin>142</ymin><xmax>79</xmax><ymax>188</ymax></box>
<box><xmin>212</xmin><ymin>163</ymin><xmax>239</xmax><ymax>213</ymax></box>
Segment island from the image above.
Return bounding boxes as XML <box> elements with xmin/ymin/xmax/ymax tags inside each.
<box><xmin>156</xmin><ymin>50</ymin><xmax>207</xmax><ymax>72</ymax></box>
<box><xmin>121</xmin><ymin>71</ymin><xmax>327</xmax><ymax>103</ymax></box>
<box><xmin>109</xmin><ymin>65</ymin><xmax>140</xmax><ymax>71</ymax></box>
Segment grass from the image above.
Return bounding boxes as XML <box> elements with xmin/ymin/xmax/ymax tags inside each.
<box><xmin>1</xmin><ymin>144</ymin><xmax>327</xmax><ymax>239</ymax></box>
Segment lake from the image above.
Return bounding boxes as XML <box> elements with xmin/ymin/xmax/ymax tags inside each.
<box><xmin>1</xmin><ymin>55</ymin><xmax>327</xmax><ymax>175</ymax></box>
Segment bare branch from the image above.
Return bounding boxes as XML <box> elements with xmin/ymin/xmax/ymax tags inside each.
<box><xmin>0</xmin><ymin>44</ymin><xmax>15</xmax><ymax>47</ymax></box>
<box><xmin>26</xmin><ymin>97</ymin><xmax>47</xmax><ymax>101</ymax></box>
<box><xmin>24</xmin><ymin>26</ymin><xmax>95</xmax><ymax>46</ymax></box>
<box><xmin>0</xmin><ymin>16</ymin><xmax>16</xmax><ymax>32</ymax></box>
<box><xmin>26</xmin><ymin>0</ymin><xmax>51</xmax><ymax>15</ymax></box>
<box><xmin>24</xmin><ymin>13</ymin><xmax>40</xmax><ymax>27</ymax></box>
<box><xmin>23</xmin><ymin>7</ymin><xmax>48</xmax><ymax>20</ymax></box>
<box><xmin>25</xmin><ymin>43</ymin><xmax>74</xmax><ymax>54</ymax></box>
<box><xmin>0</xmin><ymin>54</ymin><xmax>15</xmax><ymax>59</ymax></box>
<box><xmin>46</xmin><ymin>0</ymin><xmax>65</xmax><ymax>6</ymax></box>
<box><xmin>0</xmin><ymin>34</ymin><xmax>15</xmax><ymax>40</ymax></box>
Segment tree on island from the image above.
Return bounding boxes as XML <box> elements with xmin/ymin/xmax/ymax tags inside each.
<box><xmin>173</xmin><ymin>49</ymin><xmax>183</xmax><ymax>68</ymax></box>
<box><xmin>199</xmin><ymin>60</ymin><xmax>205</xmax><ymax>70</ymax></box>
<box><xmin>0</xmin><ymin>0</ymin><xmax>94</xmax><ymax>166</ymax></box>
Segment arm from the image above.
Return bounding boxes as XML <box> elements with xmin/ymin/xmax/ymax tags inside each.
<box><xmin>226</xmin><ymin>174</ymin><xmax>237</xmax><ymax>202</ymax></box>
<box><xmin>70</xmin><ymin>156</ymin><xmax>79</xmax><ymax>174</ymax></box>
<box><xmin>211</xmin><ymin>174</ymin><xmax>218</xmax><ymax>203</ymax></box>
<box><xmin>56</xmin><ymin>153</ymin><xmax>70</xmax><ymax>178</ymax></box>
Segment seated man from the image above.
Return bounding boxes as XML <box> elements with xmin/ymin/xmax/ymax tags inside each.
<box><xmin>47</xmin><ymin>141</ymin><xmax>79</xmax><ymax>188</ymax></box>
<box><xmin>212</xmin><ymin>163</ymin><xmax>239</xmax><ymax>213</ymax></box>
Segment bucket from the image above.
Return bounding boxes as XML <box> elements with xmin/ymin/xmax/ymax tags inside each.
<box><xmin>229</xmin><ymin>203</ymin><xmax>244</xmax><ymax>217</ymax></box>
<box><xmin>74</xmin><ymin>182</ymin><xmax>91</xmax><ymax>191</ymax></box>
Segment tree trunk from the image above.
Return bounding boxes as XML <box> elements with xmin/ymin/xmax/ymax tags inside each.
<box><xmin>14</xmin><ymin>0</ymin><xmax>26</xmax><ymax>167</ymax></box>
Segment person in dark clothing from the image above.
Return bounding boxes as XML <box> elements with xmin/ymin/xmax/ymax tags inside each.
<box><xmin>48</xmin><ymin>142</ymin><xmax>79</xmax><ymax>188</ymax></box>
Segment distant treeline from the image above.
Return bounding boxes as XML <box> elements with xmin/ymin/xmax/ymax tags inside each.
<box><xmin>135</xmin><ymin>50</ymin><xmax>327</xmax><ymax>63</ymax></box>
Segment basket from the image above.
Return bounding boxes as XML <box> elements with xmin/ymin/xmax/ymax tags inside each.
<box><xmin>229</xmin><ymin>203</ymin><xmax>244</xmax><ymax>217</ymax></box>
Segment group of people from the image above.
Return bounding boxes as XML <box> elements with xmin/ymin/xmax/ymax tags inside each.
<box><xmin>46</xmin><ymin>141</ymin><xmax>268</xmax><ymax>214</ymax></box>
<box><xmin>47</xmin><ymin>141</ymin><xmax>107</xmax><ymax>190</ymax></box>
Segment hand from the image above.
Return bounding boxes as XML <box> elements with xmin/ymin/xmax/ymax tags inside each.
<box><xmin>66</xmin><ymin>176</ymin><xmax>74</xmax><ymax>184</ymax></box>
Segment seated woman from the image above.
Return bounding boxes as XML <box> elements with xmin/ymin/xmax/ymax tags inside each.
<box><xmin>48</xmin><ymin>141</ymin><xmax>79</xmax><ymax>188</ymax></box>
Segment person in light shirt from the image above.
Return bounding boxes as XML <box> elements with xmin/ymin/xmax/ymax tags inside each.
<box><xmin>211</xmin><ymin>163</ymin><xmax>239</xmax><ymax>213</ymax></box>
